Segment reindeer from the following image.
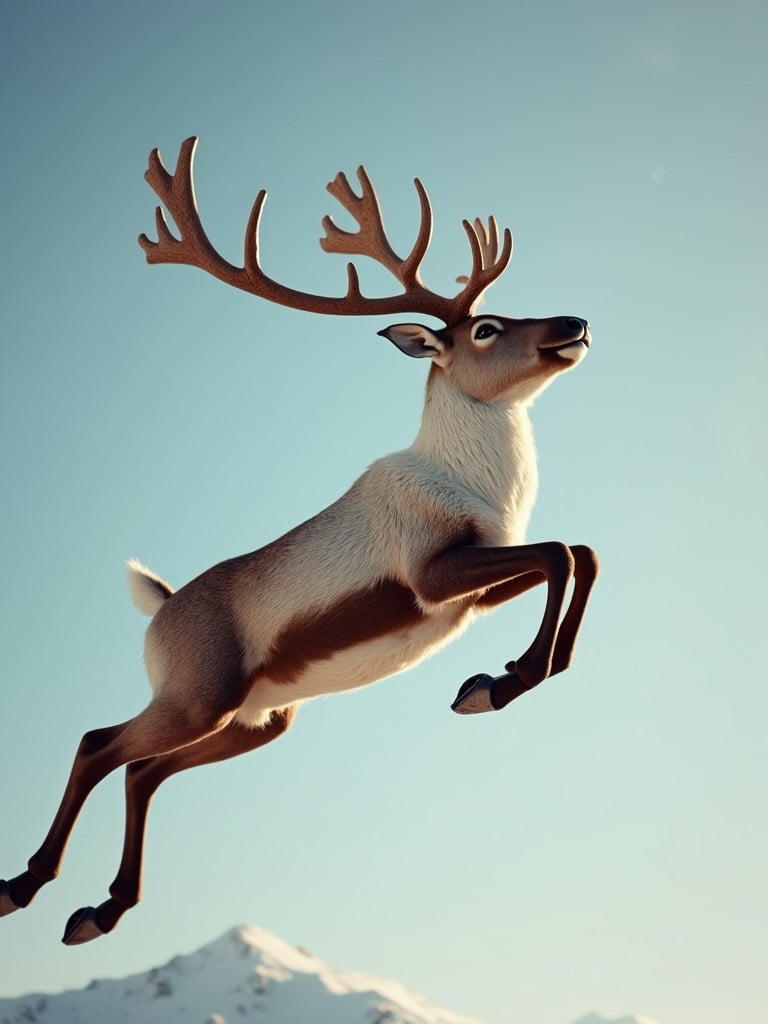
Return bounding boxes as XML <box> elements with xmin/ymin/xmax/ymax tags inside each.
<box><xmin>0</xmin><ymin>138</ymin><xmax>599</xmax><ymax>945</ymax></box>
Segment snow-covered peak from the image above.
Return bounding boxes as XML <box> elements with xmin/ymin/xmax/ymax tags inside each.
<box><xmin>210</xmin><ymin>923</ymin><xmax>324</xmax><ymax>973</ymax></box>
<box><xmin>0</xmin><ymin>924</ymin><xmax>666</xmax><ymax>1024</ymax></box>
<box><xmin>0</xmin><ymin>922</ymin><xmax>479</xmax><ymax>1024</ymax></box>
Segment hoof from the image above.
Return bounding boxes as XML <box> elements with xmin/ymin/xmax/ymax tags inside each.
<box><xmin>451</xmin><ymin>673</ymin><xmax>497</xmax><ymax>715</ymax></box>
<box><xmin>0</xmin><ymin>880</ymin><xmax>21</xmax><ymax>918</ymax></box>
<box><xmin>62</xmin><ymin>906</ymin><xmax>107</xmax><ymax>946</ymax></box>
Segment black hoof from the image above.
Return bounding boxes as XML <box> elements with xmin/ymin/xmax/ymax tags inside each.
<box><xmin>451</xmin><ymin>661</ymin><xmax>535</xmax><ymax>714</ymax></box>
<box><xmin>62</xmin><ymin>906</ymin><xmax>107</xmax><ymax>945</ymax></box>
<box><xmin>0</xmin><ymin>880</ymin><xmax>21</xmax><ymax>918</ymax></box>
<box><xmin>451</xmin><ymin>673</ymin><xmax>497</xmax><ymax>714</ymax></box>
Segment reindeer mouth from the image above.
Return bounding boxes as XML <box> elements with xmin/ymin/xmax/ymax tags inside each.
<box><xmin>555</xmin><ymin>336</ymin><xmax>590</xmax><ymax>352</ymax></box>
<box><xmin>538</xmin><ymin>323</ymin><xmax>591</xmax><ymax>363</ymax></box>
<box><xmin>539</xmin><ymin>338</ymin><xmax>590</xmax><ymax>364</ymax></box>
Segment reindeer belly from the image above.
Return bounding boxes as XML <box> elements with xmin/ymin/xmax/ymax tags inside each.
<box><xmin>235</xmin><ymin>581</ymin><xmax>474</xmax><ymax>727</ymax></box>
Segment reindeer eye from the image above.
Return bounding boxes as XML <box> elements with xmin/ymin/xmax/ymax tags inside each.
<box><xmin>471</xmin><ymin>319</ymin><xmax>504</xmax><ymax>346</ymax></box>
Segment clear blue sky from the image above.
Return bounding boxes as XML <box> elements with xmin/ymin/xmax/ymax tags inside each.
<box><xmin>1</xmin><ymin>3</ymin><xmax>765</xmax><ymax>1023</ymax></box>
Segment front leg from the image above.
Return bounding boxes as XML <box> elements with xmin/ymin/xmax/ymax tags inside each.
<box><xmin>484</xmin><ymin>543</ymin><xmax>600</xmax><ymax>710</ymax></box>
<box><xmin>415</xmin><ymin>541</ymin><xmax>576</xmax><ymax>689</ymax></box>
<box><xmin>414</xmin><ymin>541</ymin><xmax>599</xmax><ymax>714</ymax></box>
<box><xmin>487</xmin><ymin>552</ymin><xmax>602</xmax><ymax>712</ymax></box>
<box><xmin>549</xmin><ymin>544</ymin><xmax>600</xmax><ymax>676</ymax></box>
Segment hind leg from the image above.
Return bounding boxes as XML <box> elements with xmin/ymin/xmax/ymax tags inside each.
<box><xmin>0</xmin><ymin>696</ymin><xmax>238</xmax><ymax>919</ymax></box>
<box><xmin>63</xmin><ymin>705</ymin><xmax>298</xmax><ymax>944</ymax></box>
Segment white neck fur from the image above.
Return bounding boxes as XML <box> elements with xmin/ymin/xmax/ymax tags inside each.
<box><xmin>411</xmin><ymin>370</ymin><xmax>539</xmax><ymax>541</ymax></box>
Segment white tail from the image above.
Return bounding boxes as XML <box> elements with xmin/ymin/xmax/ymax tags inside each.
<box><xmin>125</xmin><ymin>559</ymin><xmax>174</xmax><ymax>617</ymax></box>
<box><xmin>0</xmin><ymin>139</ymin><xmax>599</xmax><ymax>946</ymax></box>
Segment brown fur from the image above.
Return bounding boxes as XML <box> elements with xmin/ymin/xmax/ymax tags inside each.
<box><xmin>257</xmin><ymin>580</ymin><xmax>427</xmax><ymax>685</ymax></box>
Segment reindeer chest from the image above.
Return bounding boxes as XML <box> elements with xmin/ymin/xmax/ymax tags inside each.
<box><xmin>402</xmin><ymin>387</ymin><xmax>540</xmax><ymax>549</ymax></box>
<box><xmin>422</xmin><ymin>426</ymin><xmax>539</xmax><ymax>551</ymax></box>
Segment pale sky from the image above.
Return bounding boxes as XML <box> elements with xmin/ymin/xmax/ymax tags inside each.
<box><xmin>0</xmin><ymin>3</ymin><xmax>766</xmax><ymax>1023</ymax></box>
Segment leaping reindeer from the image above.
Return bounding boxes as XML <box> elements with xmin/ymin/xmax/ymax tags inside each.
<box><xmin>0</xmin><ymin>138</ymin><xmax>599</xmax><ymax>945</ymax></box>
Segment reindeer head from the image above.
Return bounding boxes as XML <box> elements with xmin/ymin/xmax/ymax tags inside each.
<box><xmin>379</xmin><ymin>315</ymin><xmax>590</xmax><ymax>405</ymax></box>
<box><xmin>139</xmin><ymin>137</ymin><xmax>590</xmax><ymax>404</ymax></box>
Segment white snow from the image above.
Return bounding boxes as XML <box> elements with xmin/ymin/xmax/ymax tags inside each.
<box><xmin>0</xmin><ymin>923</ymin><xmax>479</xmax><ymax>1024</ymax></box>
<box><xmin>0</xmin><ymin>924</ymin><xmax>667</xmax><ymax>1024</ymax></box>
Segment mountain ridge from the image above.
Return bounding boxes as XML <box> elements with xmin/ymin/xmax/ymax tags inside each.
<box><xmin>0</xmin><ymin>923</ymin><xmax>664</xmax><ymax>1024</ymax></box>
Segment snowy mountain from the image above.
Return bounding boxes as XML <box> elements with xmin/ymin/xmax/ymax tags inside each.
<box><xmin>0</xmin><ymin>924</ymin><xmax>665</xmax><ymax>1024</ymax></box>
<box><xmin>0</xmin><ymin>924</ymin><xmax>477</xmax><ymax>1024</ymax></box>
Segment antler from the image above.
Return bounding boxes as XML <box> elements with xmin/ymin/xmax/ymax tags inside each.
<box><xmin>320</xmin><ymin>167</ymin><xmax>433</xmax><ymax>293</ymax></box>
<box><xmin>139</xmin><ymin>137</ymin><xmax>512</xmax><ymax>324</ymax></box>
<box><xmin>454</xmin><ymin>217</ymin><xmax>514</xmax><ymax>311</ymax></box>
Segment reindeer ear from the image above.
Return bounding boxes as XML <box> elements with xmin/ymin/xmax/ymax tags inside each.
<box><xmin>377</xmin><ymin>324</ymin><xmax>450</xmax><ymax>367</ymax></box>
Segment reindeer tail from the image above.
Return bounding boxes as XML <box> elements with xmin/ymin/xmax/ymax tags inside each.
<box><xmin>126</xmin><ymin>558</ymin><xmax>174</xmax><ymax>617</ymax></box>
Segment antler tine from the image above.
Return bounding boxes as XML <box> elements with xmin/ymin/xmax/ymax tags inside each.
<box><xmin>465</xmin><ymin>217</ymin><xmax>502</xmax><ymax>268</ymax></box>
<box><xmin>400</xmin><ymin>178</ymin><xmax>433</xmax><ymax>288</ymax></box>
<box><xmin>139</xmin><ymin>137</ymin><xmax>240</xmax><ymax>285</ymax></box>
<box><xmin>451</xmin><ymin>219</ymin><xmax>514</xmax><ymax>319</ymax></box>
<box><xmin>344</xmin><ymin>262</ymin><xmax>365</xmax><ymax>303</ymax></box>
<box><xmin>321</xmin><ymin>169</ymin><xmax>433</xmax><ymax>290</ymax></box>
<box><xmin>149</xmin><ymin>205</ymin><xmax>176</xmax><ymax>251</ymax></box>
<box><xmin>321</xmin><ymin>167</ymin><xmax>400</xmax><ymax>278</ymax></box>
<box><xmin>477</xmin><ymin>216</ymin><xmax>499</xmax><ymax>266</ymax></box>
<box><xmin>138</xmin><ymin>147</ymin><xmax>177</xmax><ymax>260</ymax></box>
<box><xmin>242</xmin><ymin>188</ymin><xmax>268</xmax><ymax>278</ymax></box>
